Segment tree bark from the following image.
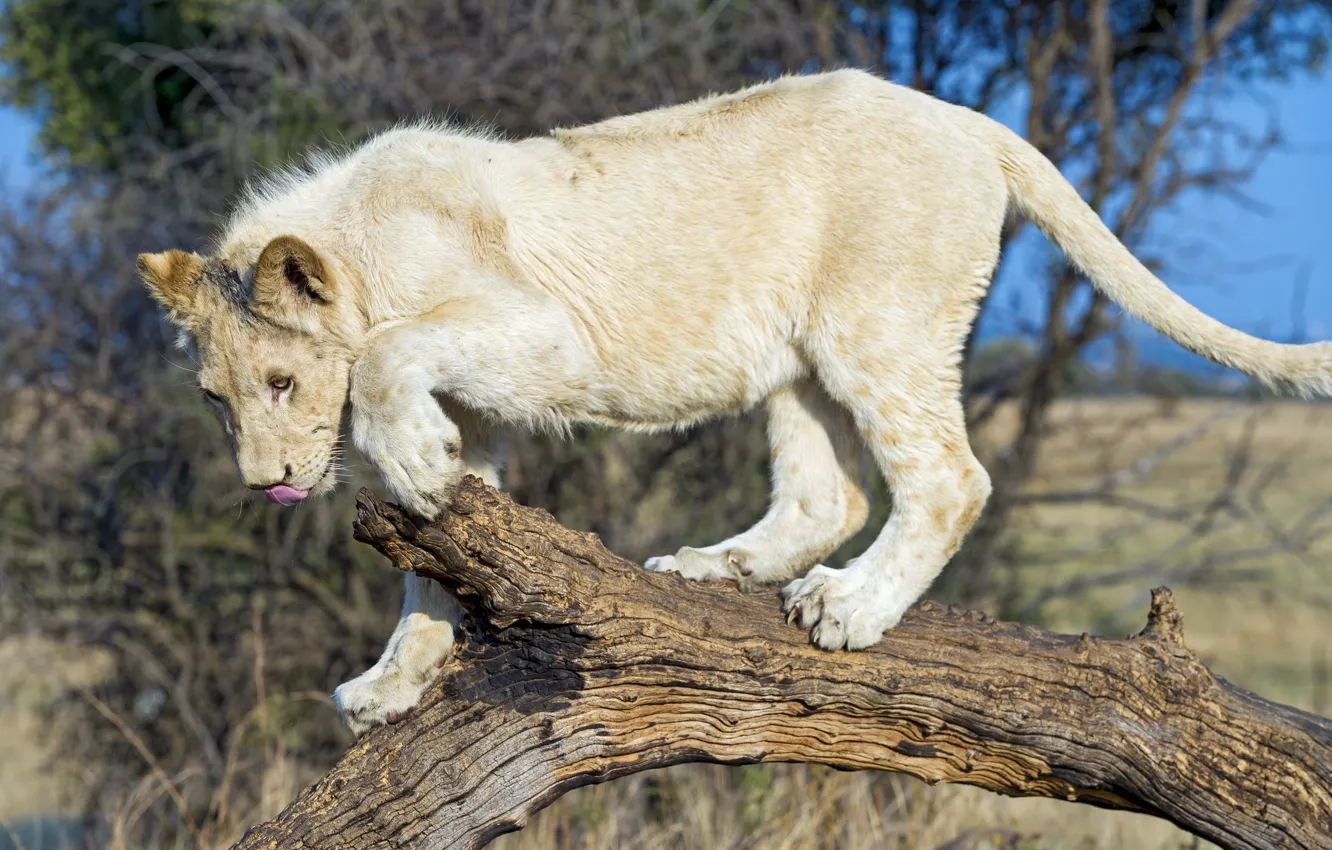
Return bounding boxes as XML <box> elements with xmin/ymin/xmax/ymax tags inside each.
<box><xmin>232</xmin><ymin>478</ymin><xmax>1332</xmax><ymax>850</ymax></box>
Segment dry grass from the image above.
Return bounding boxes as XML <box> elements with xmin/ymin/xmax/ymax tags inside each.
<box><xmin>979</xmin><ymin>398</ymin><xmax>1332</xmax><ymax>712</ymax></box>
<box><xmin>4</xmin><ymin>397</ymin><xmax>1329</xmax><ymax>849</ymax></box>
<box><xmin>494</xmin><ymin>765</ymin><xmax>1203</xmax><ymax>850</ymax></box>
<box><xmin>0</xmin><ymin>637</ymin><xmax>113</xmax><ymax>823</ymax></box>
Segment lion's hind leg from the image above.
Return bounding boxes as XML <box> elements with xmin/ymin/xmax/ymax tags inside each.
<box><xmin>644</xmin><ymin>380</ymin><xmax>869</xmax><ymax>588</ymax></box>
<box><xmin>782</xmin><ymin>347</ymin><xmax>991</xmax><ymax>650</ymax></box>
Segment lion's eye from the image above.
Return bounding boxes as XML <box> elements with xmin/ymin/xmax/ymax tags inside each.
<box><xmin>269</xmin><ymin>376</ymin><xmax>293</xmax><ymax>391</ymax></box>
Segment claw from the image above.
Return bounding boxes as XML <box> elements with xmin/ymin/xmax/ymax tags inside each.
<box><xmin>727</xmin><ymin>551</ymin><xmax>754</xmax><ymax>577</ymax></box>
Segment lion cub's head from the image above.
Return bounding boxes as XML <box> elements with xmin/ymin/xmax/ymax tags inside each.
<box><xmin>137</xmin><ymin>236</ymin><xmax>360</xmax><ymax>504</ymax></box>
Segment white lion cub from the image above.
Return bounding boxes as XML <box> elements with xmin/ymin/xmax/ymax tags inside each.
<box><xmin>138</xmin><ymin>70</ymin><xmax>1332</xmax><ymax>735</ymax></box>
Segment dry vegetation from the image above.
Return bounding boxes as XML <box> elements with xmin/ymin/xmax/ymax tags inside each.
<box><xmin>997</xmin><ymin>398</ymin><xmax>1332</xmax><ymax>700</ymax></box>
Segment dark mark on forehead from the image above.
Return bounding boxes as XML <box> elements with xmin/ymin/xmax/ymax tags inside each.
<box><xmin>201</xmin><ymin>257</ymin><xmax>255</xmax><ymax>321</ymax></box>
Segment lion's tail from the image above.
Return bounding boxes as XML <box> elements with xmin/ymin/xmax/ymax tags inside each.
<box><xmin>973</xmin><ymin>115</ymin><xmax>1332</xmax><ymax>398</ymax></box>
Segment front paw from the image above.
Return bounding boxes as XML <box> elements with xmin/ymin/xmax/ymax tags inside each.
<box><xmin>381</xmin><ymin>449</ymin><xmax>460</xmax><ymax>521</ymax></box>
<box><xmin>333</xmin><ymin>657</ymin><xmax>448</xmax><ymax>736</ymax></box>
<box><xmin>781</xmin><ymin>564</ymin><xmax>907</xmax><ymax>651</ymax></box>
<box><xmin>352</xmin><ymin>403</ymin><xmax>463</xmax><ymax>521</ymax></box>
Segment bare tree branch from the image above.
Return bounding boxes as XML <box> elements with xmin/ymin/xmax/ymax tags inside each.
<box><xmin>231</xmin><ymin>482</ymin><xmax>1332</xmax><ymax>850</ymax></box>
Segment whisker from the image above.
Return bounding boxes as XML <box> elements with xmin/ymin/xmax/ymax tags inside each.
<box><xmin>160</xmin><ymin>352</ymin><xmax>200</xmax><ymax>375</ymax></box>
<box><xmin>231</xmin><ymin>490</ymin><xmax>253</xmax><ymax>521</ymax></box>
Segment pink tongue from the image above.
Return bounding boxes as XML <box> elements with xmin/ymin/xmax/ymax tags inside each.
<box><xmin>264</xmin><ymin>484</ymin><xmax>310</xmax><ymax>506</ymax></box>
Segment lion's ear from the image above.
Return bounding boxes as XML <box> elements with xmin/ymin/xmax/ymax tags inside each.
<box><xmin>253</xmin><ymin>235</ymin><xmax>334</xmax><ymax>311</ymax></box>
<box><xmin>137</xmin><ymin>249</ymin><xmax>204</xmax><ymax>321</ymax></box>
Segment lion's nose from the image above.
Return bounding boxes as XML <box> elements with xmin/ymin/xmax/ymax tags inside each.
<box><xmin>245</xmin><ymin>464</ymin><xmax>294</xmax><ymax>490</ymax></box>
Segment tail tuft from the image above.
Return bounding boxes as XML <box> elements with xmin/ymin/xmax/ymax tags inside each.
<box><xmin>1277</xmin><ymin>341</ymin><xmax>1332</xmax><ymax>399</ymax></box>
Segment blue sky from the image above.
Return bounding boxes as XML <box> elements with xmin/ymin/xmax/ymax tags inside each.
<box><xmin>1</xmin><ymin>72</ymin><xmax>1329</xmax><ymax>370</ymax></box>
<box><xmin>0</xmin><ymin>102</ymin><xmax>38</xmax><ymax>187</ymax></box>
<box><xmin>980</xmin><ymin>72</ymin><xmax>1332</xmax><ymax>368</ymax></box>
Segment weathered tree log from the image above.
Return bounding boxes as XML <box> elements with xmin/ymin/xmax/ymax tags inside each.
<box><xmin>233</xmin><ymin>478</ymin><xmax>1332</xmax><ymax>850</ymax></box>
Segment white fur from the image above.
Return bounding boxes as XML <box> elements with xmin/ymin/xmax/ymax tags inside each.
<box><xmin>146</xmin><ymin>70</ymin><xmax>1330</xmax><ymax>734</ymax></box>
<box><xmin>332</xmin><ymin>571</ymin><xmax>461</xmax><ymax>736</ymax></box>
